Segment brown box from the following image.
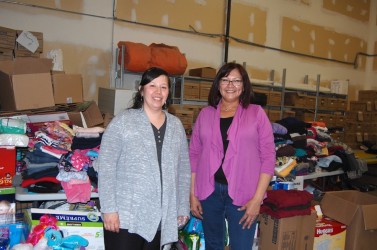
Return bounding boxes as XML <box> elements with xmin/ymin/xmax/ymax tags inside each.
<box><xmin>284</xmin><ymin>93</ymin><xmax>307</xmax><ymax>108</ymax></box>
<box><xmin>316</xmin><ymin>113</ymin><xmax>329</xmax><ymax>124</ymax></box>
<box><xmin>183</xmin><ymin>82</ymin><xmax>200</xmax><ymax>100</ymax></box>
<box><xmin>168</xmin><ymin>108</ymin><xmax>194</xmax><ymax>131</ymax></box>
<box><xmin>306</xmin><ymin>96</ymin><xmax>316</xmax><ymax>109</ymax></box>
<box><xmin>52</xmin><ymin>74</ymin><xmax>84</xmax><ymax>104</ymax></box>
<box><xmin>199</xmin><ymin>82</ymin><xmax>212</xmax><ymax>101</ymax></box>
<box><xmin>67</xmin><ymin>101</ymin><xmax>104</xmax><ymax>128</ymax></box>
<box><xmin>0</xmin><ymin>58</ymin><xmax>55</xmax><ymax>111</ymax></box>
<box><xmin>326</xmin><ymin>97</ymin><xmax>338</xmax><ymax>110</ymax></box>
<box><xmin>336</xmin><ymin>98</ymin><xmax>347</xmax><ymax>111</ymax></box>
<box><xmin>188</xmin><ymin>67</ymin><xmax>216</xmax><ymax>78</ymax></box>
<box><xmin>344</xmin><ymin>121</ymin><xmax>364</xmax><ymax>132</ymax></box>
<box><xmin>267</xmin><ymin>110</ymin><xmax>295</xmax><ymax>122</ymax></box>
<box><xmin>268</xmin><ymin>92</ymin><xmax>282</xmax><ymax>106</ymax></box>
<box><xmin>349</xmin><ymin>101</ymin><xmax>368</xmax><ymax>112</ymax></box>
<box><xmin>169</xmin><ymin>104</ymin><xmax>204</xmax><ymax>123</ymax></box>
<box><xmin>321</xmin><ymin>190</ymin><xmax>377</xmax><ymax>250</ymax></box>
<box><xmin>363</xmin><ymin>133</ymin><xmax>377</xmax><ymax>143</ymax></box>
<box><xmin>296</xmin><ymin>112</ymin><xmax>315</xmax><ymax>122</ymax></box>
<box><xmin>331</xmin><ymin>132</ymin><xmax>344</xmax><ymax>141</ymax></box>
<box><xmin>346</xmin><ymin>111</ymin><xmax>364</xmax><ymax>122</ymax></box>
<box><xmin>358</xmin><ymin>90</ymin><xmax>377</xmax><ymax>101</ymax></box>
<box><xmin>0</xmin><ymin>48</ymin><xmax>13</xmax><ymax>61</ymax></box>
<box><xmin>317</xmin><ymin>96</ymin><xmax>329</xmax><ymax>110</ymax></box>
<box><xmin>259</xmin><ymin>212</ymin><xmax>316</xmax><ymax>250</ymax></box>
<box><xmin>15</xmin><ymin>30</ymin><xmax>43</xmax><ymax>53</ymax></box>
<box><xmin>342</xmin><ymin>132</ymin><xmax>363</xmax><ymax>144</ymax></box>
<box><xmin>0</xmin><ymin>26</ymin><xmax>16</xmax><ymax>50</ymax></box>
<box><xmin>335</xmin><ymin>114</ymin><xmax>345</xmax><ymax>127</ymax></box>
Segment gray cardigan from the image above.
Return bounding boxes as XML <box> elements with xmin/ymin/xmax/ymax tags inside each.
<box><xmin>97</xmin><ymin>108</ymin><xmax>191</xmax><ymax>247</ymax></box>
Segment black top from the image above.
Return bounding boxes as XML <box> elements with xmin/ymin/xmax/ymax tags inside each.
<box><xmin>151</xmin><ymin>116</ymin><xmax>167</xmax><ymax>169</ymax></box>
<box><xmin>214</xmin><ymin>116</ymin><xmax>233</xmax><ymax>184</ymax></box>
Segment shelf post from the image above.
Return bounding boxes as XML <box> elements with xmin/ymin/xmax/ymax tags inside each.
<box><xmin>280</xmin><ymin>68</ymin><xmax>286</xmax><ymax>120</ymax></box>
<box><xmin>314</xmin><ymin>74</ymin><xmax>321</xmax><ymax>121</ymax></box>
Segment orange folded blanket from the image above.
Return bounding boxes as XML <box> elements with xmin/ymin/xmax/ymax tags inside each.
<box><xmin>149</xmin><ymin>43</ymin><xmax>187</xmax><ymax>75</ymax></box>
<box><xmin>117</xmin><ymin>41</ymin><xmax>187</xmax><ymax>75</ymax></box>
<box><xmin>117</xmin><ymin>41</ymin><xmax>151</xmax><ymax>72</ymax></box>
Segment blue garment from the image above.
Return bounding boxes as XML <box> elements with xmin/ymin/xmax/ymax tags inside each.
<box><xmin>201</xmin><ymin>182</ymin><xmax>257</xmax><ymax>250</ymax></box>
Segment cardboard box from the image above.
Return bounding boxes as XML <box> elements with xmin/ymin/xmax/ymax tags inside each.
<box><xmin>52</xmin><ymin>74</ymin><xmax>84</xmax><ymax>104</ymax></box>
<box><xmin>0</xmin><ymin>26</ymin><xmax>16</xmax><ymax>50</ymax></box>
<box><xmin>0</xmin><ymin>48</ymin><xmax>14</xmax><ymax>61</ymax></box>
<box><xmin>0</xmin><ymin>146</ymin><xmax>16</xmax><ymax>188</ymax></box>
<box><xmin>25</xmin><ymin>208</ymin><xmax>104</xmax><ymax>250</ymax></box>
<box><xmin>320</xmin><ymin>190</ymin><xmax>377</xmax><ymax>250</ymax></box>
<box><xmin>284</xmin><ymin>93</ymin><xmax>307</xmax><ymax>108</ymax></box>
<box><xmin>184</xmin><ymin>82</ymin><xmax>200</xmax><ymax>100</ymax></box>
<box><xmin>15</xmin><ymin>30</ymin><xmax>43</xmax><ymax>54</ymax></box>
<box><xmin>314</xmin><ymin>216</ymin><xmax>346</xmax><ymax>250</ymax></box>
<box><xmin>358</xmin><ymin>90</ymin><xmax>377</xmax><ymax>101</ymax></box>
<box><xmin>98</xmin><ymin>87</ymin><xmax>136</xmax><ymax>116</ymax></box>
<box><xmin>0</xmin><ymin>58</ymin><xmax>55</xmax><ymax>111</ymax></box>
<box><xmin>188</xmin><ymin>67</ymin><xmax>216</xmax><ymax>78</ymax></box>
<box><xmin>68</xmin><ymin>101</ymin><xmax>104</xmax><ymax>128</ymax></box>
<box><xmin>199</xmin><ymin>83</ymin><xmax>212</xmax><ymax>100</ymax></box>
<box><xmin>259</xmin><ymin>212</ymin><xmax>316</xmax><ymax>250</ymax></box>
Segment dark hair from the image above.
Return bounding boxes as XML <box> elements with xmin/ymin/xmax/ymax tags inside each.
<box><xmin>208</xmin><ymin>62</ymin><xmax>253</xmax><ymax>108</ymax></box>
<box><xmin>131</xmin><ymin>67</ymin><xmax>171</xmax><ymax>109</ymax></box>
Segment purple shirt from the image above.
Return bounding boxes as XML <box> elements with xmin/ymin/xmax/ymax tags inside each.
<box><xmin>189</xmin><ymin>103</ymin><xmax>276</xmax><ymax>206</ymax></box>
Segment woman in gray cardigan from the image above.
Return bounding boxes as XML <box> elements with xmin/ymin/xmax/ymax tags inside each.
<box><xmin>98</xmin><ymin>67</ymin><xmax>191</xmax><ymax>250</ymax></box>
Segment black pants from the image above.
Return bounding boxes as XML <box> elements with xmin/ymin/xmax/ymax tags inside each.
<box><xmin>104</xmin><ymin>228</ymin><xmax>161</xmax><ymax>250</ymax></box>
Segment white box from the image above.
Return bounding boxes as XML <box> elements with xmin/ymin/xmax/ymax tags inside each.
<box><xmin>330</xmin><ymin>80</ymin><xmax>349</xmax><ymax>95</ymax></box>
<box><xmin>25</xmin><ymin>208</ymin><xmax>104</xmax><ymax>250</ymax></box>
<box><xmin>98</xmin><ymin>87</ymin><xmax>136</xmax><ymax>116</ymax></box>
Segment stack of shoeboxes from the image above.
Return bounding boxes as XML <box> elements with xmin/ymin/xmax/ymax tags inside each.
<box><xmin>0</xmin><ymin>26</ymin><xmax>44</xmax><ymax>61</ymax></box>
<box><xmin>0</xmin><ymin>26</ymin><xmax>16</xmax><ymax>61</ymax></box>
<box><xmin>14</xmin><ymin>30</ymin><xmax>43</xmax><ymax>58</ymax></box>
<box><xmin>344</xmin><ymin>90</ymin><xmax>377</xmax><ymax>149</ymax></box>
<box><xmin>166</xmin><ymin>67</ymin><xmax>216</xmax><ymax>135</ymax></box>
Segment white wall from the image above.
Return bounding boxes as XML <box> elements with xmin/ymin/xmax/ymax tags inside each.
<box><xmin>0</xmin><ymin>0</ymin><xmax>376</xmax><ymax>103</ymax></box>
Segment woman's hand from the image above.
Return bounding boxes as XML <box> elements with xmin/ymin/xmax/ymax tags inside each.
<box><xmin>190</xmin><ymin>194</ymin><xmax>203</xmax><ymax>219</ymax></box>
<box><xmin>103</xmin><ymin>212</ymin><xmax>120</xmax><ymax>233</ymax></box>
<box><xmin>237</xmin><ymin>198</ymin><xmax>260</xmax><ymax>229</ymax></box>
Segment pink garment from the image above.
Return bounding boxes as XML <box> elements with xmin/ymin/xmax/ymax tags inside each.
<box><xmin>71</xmin><ymin>149</ymin><xmax>91</xmax><ymax>171</ymax></box>
<box><xmin>189</xmin><ymin>103</ymin><xmax>276</xmax><ymax>206</ymax></box>
<box><xmin>61</xmin><ymin>177</ymin><xmax>91</xmax><ymax>203</ymax></box>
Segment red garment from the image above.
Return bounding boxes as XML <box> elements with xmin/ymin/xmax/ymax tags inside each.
<box><xmin>260</xmin><ymin>190</ymin><xmax>313</xmax><ymax>219</ymax></box>
<box><xmin>21</xmin><ymin>176</ymin><xmax>60</xmax><ymax>188</ymax></box>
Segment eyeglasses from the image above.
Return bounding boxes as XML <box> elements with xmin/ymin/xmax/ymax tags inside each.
<box><xmin>220</xmin><ymin>78</ymin><xmax>243</xmax><ymax>87</ymax></box>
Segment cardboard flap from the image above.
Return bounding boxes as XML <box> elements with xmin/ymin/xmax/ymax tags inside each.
<box><xmin>362</xmin><ymin>205</ymin><xmax>377</xmax><ymax>230</ymax></box>
<box><xmin>0</xmin><ymin>61</ymin><xmax>13</xmax><ymax>74</ymax></box>
<box><xmin>82</xmin><ymin>102</ymin><xmax>104</xmax><ymax>127</ymax></box>
<box><xmin>0</xmin><ymin>58</ymin><xmax>52</xmax><ymax>75</ymax></box>
<box><xmin>321</xmin><ymin>192</ymin><xmax>359</xmax><ymax>226</ymax></box>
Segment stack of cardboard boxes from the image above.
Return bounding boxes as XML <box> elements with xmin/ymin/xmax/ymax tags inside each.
<box><xmin>0</xmin><ymin>27</ymin><xmax>16</xmax><ymax>61</ymax></box>
<box><xmin>0</xmin><ymin>26</ymin><xmax>43</xmax><ymax>60</ymax></box>
<box><xmin>258</xmin><ymin>190</ymin><xmax>377</xmax><ymax>250</ymax></box>
<box><xmin>344</xmin><ymin>90</ymin><xmax>377</xmax><ymax>149</ymax></box>
<box><xmin>0</xmin><ymin>57</ymin><xmax>103</xmax><ymax>128</ymax></box>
